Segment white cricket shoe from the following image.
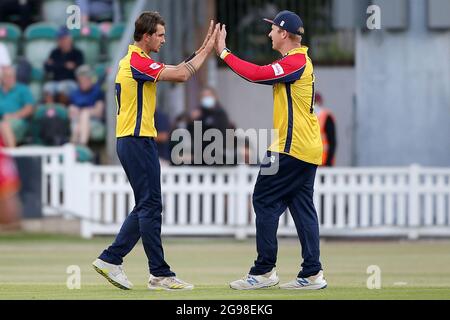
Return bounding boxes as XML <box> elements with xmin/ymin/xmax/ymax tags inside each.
<box><xmin>148</xmin><ymin>275</ymin><xmax>194</xmax><ymax>291</ymax></box>
<box><xmin>280</xmin><ymin>270</ymin><xmax>327</xmax><ymax>290</ymax></box>
<box><xmin>92</xmin><ymin>258</ymin><xmax>133</xmax><ymax>290</ymax></box>
<box><xmin>229</xmin><ymin>269</ymin><xmax>279</xmax><ymax>290</ymax></box>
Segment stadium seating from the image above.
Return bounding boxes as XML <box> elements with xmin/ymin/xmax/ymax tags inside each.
<box><xmin>24</xmin><ymin>22</ymin><xmax>58</xmax><ymax>68</ymax></box>
<box><xmin>94</xmin><ymin>63</ymin><xmax>108</xmax><ymax>80</ymax></box>
<box><xmin>29</xmin><ymin>67</ymin><xmax>45</xmax><ymax>103</ymax></box>
<box><xmin>107</xmin><ymin>23</ymin><xmax>125</xmax><ymax>61</ymax></box>
<box><xmin>33</xmin><ymin>103</ymin><xmax>68</xmax><ymax>121</ymax></box>
<box><xmin>90</xmin><ymin>119</ymin><xmax>106</xmax><ymax>143</ymax></box>
<box><xmin>70</xmin><ymin>23</ymin><xmax>102</xmax><ymax>65</ymax></box>
<box><xmin>122</xmin><ymin>0</ymin><xmax>137</xmax><ymax>21</ymax></box>
<box><xmin>31</xmin><ymin>103</ymin><xmax>69</xmax><ymax>145</ymax></box>
<box><xmin>42</xmin><ymin>0</ymin><xmax>75</xmax><ymax>27</ymax></box>
<box><xmin>75</xmin><ymin>144</ymin><xmax>94</xmax><ymax>162</ymax></box>
<box><xmin>0</xmin><ymin>23</ymin><xmax>22</xmax><ymax>63</ymax></box>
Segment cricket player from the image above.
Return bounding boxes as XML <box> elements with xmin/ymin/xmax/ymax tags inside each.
<box><xmin>93</xmin><ymin>12</ymin><xmax>219</xmax><ymax>291</ymax></box>
<box><xmin>215</xmin><ymin>11</ymin><xmax>327</xmax><ymax>290</ymax></box>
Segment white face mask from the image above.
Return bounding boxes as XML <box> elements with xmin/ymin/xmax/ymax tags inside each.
<box><xmin>201</xmin><ymin>96</ymin><xmax>216</xmax><ymax>109</ymax></box>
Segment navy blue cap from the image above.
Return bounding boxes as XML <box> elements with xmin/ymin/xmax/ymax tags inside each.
<box><xmin>264</xmin><ymin>10</ymin><xmax>304</xmax><ymax>35</ymax></box>
<box><xmin>57</xmin><ymin>26</ymin><xmax>70</xmax><ymax>39</ymax></box>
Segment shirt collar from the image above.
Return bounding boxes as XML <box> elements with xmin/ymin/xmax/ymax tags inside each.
<box><xmin>128</xmin><ymin>44</ymin><xmax>151</xmax><ymax>58</ymax></box>
<box><xmin>285</xmin><ymin>46</ymin><xmax>308</xmax><ymax>57</ymax></box>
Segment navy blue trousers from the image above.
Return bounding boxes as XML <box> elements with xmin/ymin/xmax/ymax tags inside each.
<box><xmin>249</xmin><ymin>152</ymin><xmax>323</xmax><ymax>278</ymax></box>
<box><xmin>99</xmin><ymin>137</ymin><xmax>175</xmax><ymax>277</ymax></box>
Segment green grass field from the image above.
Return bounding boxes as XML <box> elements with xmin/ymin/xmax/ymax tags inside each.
<box><xmin>0</xmin><ymin>233</ymin><xmax>450</xmax><ymax>300</ymax></box>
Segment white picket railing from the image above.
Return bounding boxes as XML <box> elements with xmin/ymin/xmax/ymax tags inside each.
<box><xmin>4</xmin><ymin>144</ymin><xmax>450</xmax><ymax>239</ymax></box>
<box><xmin>4</xmin><ymin>144</ymin><xmax>76</xmax><ymax>216</ymax></box>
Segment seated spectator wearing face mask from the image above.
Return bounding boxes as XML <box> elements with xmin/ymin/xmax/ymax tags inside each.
<box><xmin>187</xmin><ymin>87</ymin><xmax>234</xmax><ymax>166</ymax></box>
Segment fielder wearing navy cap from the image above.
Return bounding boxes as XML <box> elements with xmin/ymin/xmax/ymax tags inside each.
<box><xmin>263</xmin><ymin>10</ymin><xmax>304</xmax><ymax>35</ymax></box>
<box><xmin>217</xmin><ymin>7</ymin><xmax>326</xmax><ymax>291</ymax></box>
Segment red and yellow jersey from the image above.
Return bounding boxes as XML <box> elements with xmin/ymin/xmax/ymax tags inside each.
<box><xmin>115</xmin><ymin>45</ymin><xmax>166</xmax><ymax>138</ymax></box>
<box><xmin>222</xmin><ymin>46</ymin><xmax>323</xmax><ymax>165</ymax></box>
<box><xmin>0</xmin><ymin>139</ymin><xmax>20</xmax><ymax>199</ymax></box>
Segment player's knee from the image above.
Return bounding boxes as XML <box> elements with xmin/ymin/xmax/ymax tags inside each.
<box><xmin>137</xmin><ymin>197</ymin><xmax>162</xmax><ymax>214</ymax></box>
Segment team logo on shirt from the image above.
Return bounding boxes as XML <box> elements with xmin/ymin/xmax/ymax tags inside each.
<box><xmin>150</xmin><ymin>63</ymin><xmax>161</xmax><ymax>70</ymax></box>
<box><xmin>271</xmin><ymin>63</ymin><xmax>285</xmax><ymax>76</ymax></box>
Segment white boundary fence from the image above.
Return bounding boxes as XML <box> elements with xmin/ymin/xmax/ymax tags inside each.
<box><xmin>4</xmin><ymin>144</ymin><xmax>450</xmax><ymax>239</ymax></box>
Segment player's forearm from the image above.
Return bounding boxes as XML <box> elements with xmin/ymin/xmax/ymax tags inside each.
<box><xmin>160</xmin><ymin>49</ymin><xmax>210</xmax><ymax>82</ymax></box>
<box><xmin>11</xmin><ymin>105</ymin><xmax>33</xmax><ymax>119</ymax></box>
<box><xmin>182</xmin><ymin>48</ymin><xmax>210</xmax><ymax>80</ymax></box>
<box><xmin>220</xmin><ymin>50</ymin><xmax>267</xmax><ymax>82</ymax></box>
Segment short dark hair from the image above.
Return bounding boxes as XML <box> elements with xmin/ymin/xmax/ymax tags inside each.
<box><xmin>134</xmin><ymin>11</ymin><xmax>165</xmax><ymax>41</ymax></box>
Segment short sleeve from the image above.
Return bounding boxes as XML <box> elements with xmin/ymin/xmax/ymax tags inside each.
<box><xmin>130</xmin><ymin>52</ymin><xmax>165</xmax><ymax>82</ymax></box>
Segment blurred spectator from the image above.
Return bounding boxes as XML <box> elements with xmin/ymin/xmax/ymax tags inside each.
<box><xmin>187</xmin><ymin>87</ymin><xmax>234</xmax><ymax>166</ymax></box>
<box><xmin>154</xmin><ymin>109</ymin><xmax>171</xmax><ymax>164</ymax></box>
<box><xmin>0</xmin><ymin>135</ymin><xmax>21</xmax><ymax>230</ymax></box>
<box><xmin>0</xmin><ymin>0</ymin><xmax>38</xmax><ymax>31</ymax></box>
<box><xmin>0</xmin><ymin>43</ymin><xmax>12</xmax><ymax>67</ymax></box>
<box><xmin>173</xmin><ymin>111</ymin><xmax>190</xmax><ymax>130</ymax></box>
<box><xmin>0</xmin><ymin>66</ymin><xmax>34</xmax><ymax>147</ymax></box>
<box><xmin>76</xmin><ymin>0</ymin><xmax>121</xmax><ymax>25</ymax></box>
<box><xmin>16</xmin><ymin>57</ymin><xmax>32</xmax><ymax>85</ymax></box>
<box><xmin>315</xmin><ymin>92</ymin><xmax>337</xmax><ymax>166</ymax></box>
<box><xmin>43</xmin><ymin>27</ymin><xmax>84</xmax><ymax>105</ymax></box>
<box><xmin>68</xmin><ymin>65</ymin><xmax>105</xmax><ymax>146</ymax></box>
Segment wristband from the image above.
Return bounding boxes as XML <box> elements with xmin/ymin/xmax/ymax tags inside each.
<box><xmin>220</xmin><ymin>48</ymin><xmax>231</xmax><ymax>60</ymax></box>
<box><xmin>184</xmin><ymin>52</ymin><xmax>196</xmax><ymax>63</ymax></box>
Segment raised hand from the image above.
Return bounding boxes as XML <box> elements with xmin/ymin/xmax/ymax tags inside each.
<box><xmin>215</xmin><ymin>24</ymin><xmax>227</xmax><ymax>55</ymax></box>
<box><xmin>204</xmin><ymin>23</ymin><xmax>220</xmax><ymax>54</ymax></box>
<box><xmin>196</xmin><ymin>20</ymin><xmax>215</xmax><ymax>55</ymax></box>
